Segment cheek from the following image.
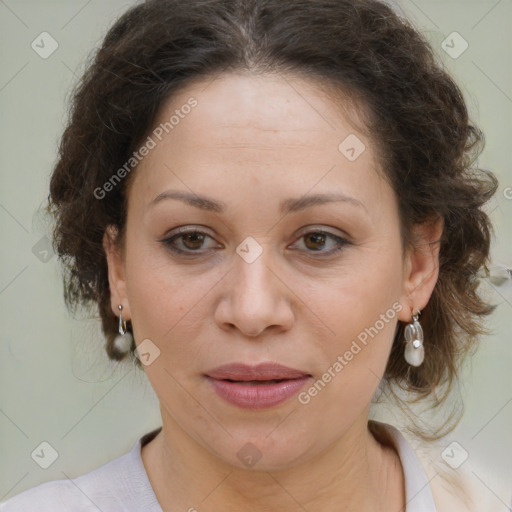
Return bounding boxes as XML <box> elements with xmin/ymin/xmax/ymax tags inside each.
<box><xmin>123</xmin><ymin>239</ymin><xmax>221</xmax><ymax>357</ymax></box>
<box><xmin>304</xmin><ymin>243</ymin><xmax>403</xmax><ymax>394</ymax></box>
<box><xmin>124</xmin><ymin>248</ymin><xmax>177</xmax><ymax>340</ymax></box>
<box><xmin>300</xmin><ymin>288</ymin><xmax>400</xmax><ymax>427</ymax></box>
<box><xmin>314</xmin><ymin>245</ymin><xmax>402</xmax><ymax>341</ymax></box>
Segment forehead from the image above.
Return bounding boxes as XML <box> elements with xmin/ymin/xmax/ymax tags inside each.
<box><xmin>128</xmin><ymin>71</ymin><xmax>388</xmax><ymax>215</ymax></box>
<box><xmin>159</xmin><ymin>71</ymin><xmax>370</xmax><ymax>148</ymax></box>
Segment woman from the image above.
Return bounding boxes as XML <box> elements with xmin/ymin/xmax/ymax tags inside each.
<box><xmin>0</xmin><ymin>0</ymin><xmax>505</xmax><ymax>510</ymax></box>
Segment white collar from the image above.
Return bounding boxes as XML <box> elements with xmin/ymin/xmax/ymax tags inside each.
<box><xmin>372</xmin><ymin>422</ymin><xmax>437</xmax><ymax>511</ymax></box>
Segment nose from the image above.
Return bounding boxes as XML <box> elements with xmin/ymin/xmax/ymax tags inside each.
<box><xmin>214</xmin><ymin>248</ymin><xmax>295</xmax><ymax>338</ymax></box>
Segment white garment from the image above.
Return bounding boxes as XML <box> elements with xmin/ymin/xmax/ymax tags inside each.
<box><xmin>0</xmin><ymin>421</ymin><xmax>437</xmax><ymax>511</ymax></box>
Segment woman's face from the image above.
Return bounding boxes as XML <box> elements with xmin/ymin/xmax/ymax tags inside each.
<box><xmin>105</xmin><ymin>71</ymin><xmax>438</xmax><ymax>470</ymax></box>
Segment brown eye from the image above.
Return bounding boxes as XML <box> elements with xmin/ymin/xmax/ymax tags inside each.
<box><xmin>181</xmin><ymin>232</ymin><xmax>206</xmax><ymax>250</ymax></box>
<box><xmin>303</xmin><ymin>232</ymin><xmax>328</xmax><ymax>251</ymax></box>
<box><xmin>292</xmin><ymin>230</ymin><xmax>350</xmax><ymax>255</ymax></box>
<box><xmin>161</xmin><ymin>229</ymin><xmax>219</xmax><ymax>254</ymax></box>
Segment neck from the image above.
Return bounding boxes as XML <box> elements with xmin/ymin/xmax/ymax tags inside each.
<box><xmin>142</xmin><ymin>410</ymin><xmax>405</xmax><ymax>512</ymax></box>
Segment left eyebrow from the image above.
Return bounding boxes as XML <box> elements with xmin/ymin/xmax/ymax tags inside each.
<box><xmin>279</xmin><ymin>192</ymin><xmax>367</xmax><ymax>215</ymax></box>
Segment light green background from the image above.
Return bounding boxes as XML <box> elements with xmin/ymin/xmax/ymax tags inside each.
<box><xmin>1</xmin><ymin>0</ymin><xmax>511</xmax><ymax>506</ymax></box>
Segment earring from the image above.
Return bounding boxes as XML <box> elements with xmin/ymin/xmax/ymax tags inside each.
<box><xmin>404</xmin><ymin>309</ymin><xmax>424</xmax><ymax>367</ymax></box>
<box><xmin>113</xmin><ymin>304</ymin><xmax>133</xmax><ymax>355</ymax></box>
<box><xmin>118</xmin><ymin>304</ymin><xmax>127</xmax><ymax>335</ymax></box>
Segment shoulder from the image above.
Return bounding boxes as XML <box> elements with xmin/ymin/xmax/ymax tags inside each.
<box><xmin>371</xmin><ymin>420</ymin><xmax>512</xmax><ymax>512</ymax></box>
<box><xmin>0</xmin><ymin>478</ymin><xmax>99</xmax><ymax>512</ymax></box>
<box><xmin>395</xmin><ymin>426</ymin><xmax>511</xmax><ymax>512</ymax></box>
<box><xmin>0</xmin><ymin>447</ymin><xmax>135</xmax><ymax>512</ymax></box>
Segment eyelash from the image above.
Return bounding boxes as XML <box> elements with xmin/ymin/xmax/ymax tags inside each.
<box><xmin>160</xmin><ymin>228</ymin><xmax>351</xmax><ymax>257</ymax></box>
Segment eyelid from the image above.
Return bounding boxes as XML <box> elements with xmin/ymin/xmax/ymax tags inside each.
<box><xmin>295</xmin><ymin>224</ymin><xmax>350</xmax><ymax>239</ymax></box>
<box><xmin>161</xmin><ymin>225</ymin><xmax>217</xmax><ymax>241</ymax></box>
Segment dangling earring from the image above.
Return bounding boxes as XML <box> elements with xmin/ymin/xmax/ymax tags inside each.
<box><xmin>113</xmin><ymin>304</ymin><xmax>133</xmax><ymax>355</ymax></box>
<box><xmin>118</xmin><ymin>304</ymin><xmax>127</xmax><ymax>335</ymax></box>
<box><xmin>404</xmin><ymin>309</ymin><xmax>424</xmax><ymax>367</ymax></box>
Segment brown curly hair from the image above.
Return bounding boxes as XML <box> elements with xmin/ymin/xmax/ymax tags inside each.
<box><xmin>48</xmin><ymin>0</ymin><xmax>498</xmax><ymax>434</ymax></box>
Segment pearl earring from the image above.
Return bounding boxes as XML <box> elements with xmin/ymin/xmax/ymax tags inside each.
<box><xmin>404</xmin><ymin>309</ymin><xmax>424</xmax><ymax>367</ymax></box>
<box><xmin>113</xmin><ymin>304</ymin><xmax>133</xmax><ymax>355</ymax></box>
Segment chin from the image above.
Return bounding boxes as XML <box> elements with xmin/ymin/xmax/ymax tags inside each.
<box><xmin>208</xmin><ymin>428</ymin><xmax>315</xmax><ymax>472</ymax></box>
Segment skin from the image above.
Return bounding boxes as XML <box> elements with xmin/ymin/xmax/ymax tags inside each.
<box><xmin>103</xmin><ymin>71</ymin><xmax>442</xmax><ymax>512</ymax></box>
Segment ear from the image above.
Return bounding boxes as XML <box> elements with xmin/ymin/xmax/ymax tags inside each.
<box><xmin>397</xmin><ymin>216</ymin><xmax>443</xmax><ymax>322</ymax></box>
<box><xmin>103</xmin><ymin>225</ymin><xmax>130</xmax><ymax>320</ymax></box>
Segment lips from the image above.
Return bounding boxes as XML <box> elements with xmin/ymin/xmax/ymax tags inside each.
<box><xmin>205</xmin><ymin>362</ymin><xmax>312</xmax><ymax>409</ymax></box>
<box><xmin>206</xmin><ymin>362</ymin><xmax>310</xmax><ymax>381</ymax></box>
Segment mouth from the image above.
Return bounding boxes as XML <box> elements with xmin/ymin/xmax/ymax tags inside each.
<box><xmin>205</xmin><ymin>363</ymin><xmax>312</xmax><ymax>409</ymax></box>
<box><xmin>206</xmin><ymin>362</ymin><xmax>311</xmax><ymax>381</ymax></box>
